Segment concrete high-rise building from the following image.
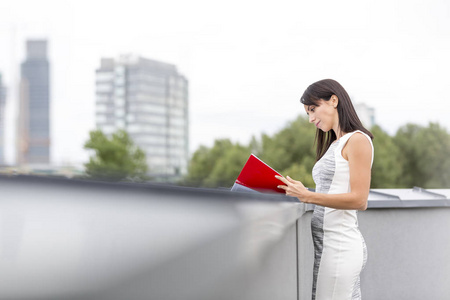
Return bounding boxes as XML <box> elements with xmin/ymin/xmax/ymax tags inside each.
<box><xmin>17</xmin><ymin>40</ymin><xmax>50</xmax><ymax>165</ymax></box>
<box><xmin>0</xmin><ymin>73</ymin><xmax>6</xmax><ymax>164</ymax></box>
<box><xmin>354</xmin><ymin>103</ymin><xmax>375</xmax><ymax>128</ymax></box>
<box><xmin>95</xmin><ymin>55</ymin><xmax>189</xmax><ymax>180</ymax></box>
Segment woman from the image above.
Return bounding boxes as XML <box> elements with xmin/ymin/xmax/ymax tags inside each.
<box><xmin>276</xmin><ymin>79</ymin><xmax>374</xmax><ymax>300</ymax></box>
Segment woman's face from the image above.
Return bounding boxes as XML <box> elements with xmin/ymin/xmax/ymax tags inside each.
<box><xmin>304</xmin><ymin>98</ymin><xmax>339</xmax><ymax>133</ymax></box>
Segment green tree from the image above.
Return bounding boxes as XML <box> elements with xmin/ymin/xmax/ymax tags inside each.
<box><xmin>184</xmin><ymin>139</ymin><xmax>250</xmax><ymax>187</ymax></box>
<box><xmin>259</xmin><ymin>116</ymin><xmax>316</xmax><ymax>185</ymax></box>
<box><xmin>415</xmin><ymin>123</ymin><xmax>450</xmax><ymax>188</ymax></box>
<box><xmin>184</xmin><ymin>139</ymin><xmax>233</xmax><ymax>186</ymax></box>
<box><xmin>184</xmin><ymin>116</ymin><xmax>317</xmax><ymax>189</ymax></box>
<box><xmin>394</xmin><ymin>123</ymin><xmax>422</xmax><ymax>187</ymax></box>
<box><xmin>84</xmin><ymin>129</ymin><xmax>148</xmax><ymax>181</ymax></box>
<box><xmin>184</xmin><ymin>114</ymin><xmax>450</xmax><ymax>190</ymax></box>
<box><xmin>205</xmin><ymin>143</ymin><xmax>250</xmax><ymax>187</ymax></box>
<box><xmin>281</xmin><ymin>162</ymin><xmax>316</xmax><ymax>189</ymax></box>
<box><xmin>370</xmin><ymin>125</ymin><xmax>403</xmax><ymax>188</ymax></box>
<box><xmin>394</xmin><ymin>123</ymin><xmax>450</xmax><ymax>188</ymax></box>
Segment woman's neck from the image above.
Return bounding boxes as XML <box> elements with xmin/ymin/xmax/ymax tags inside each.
<box><xmin>333</xmin><ymin>127</ymin><xmax>346</xmax><ymax>140</ymax></box>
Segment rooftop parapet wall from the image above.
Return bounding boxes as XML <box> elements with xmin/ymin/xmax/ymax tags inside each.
<box><xmin>0</xmin><ymin>175</ymin><xmax>448</xmax><ymax>300</ymax></box>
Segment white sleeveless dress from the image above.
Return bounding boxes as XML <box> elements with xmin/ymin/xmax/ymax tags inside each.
<box><xmin>311</xmin><ymin>130</ymin><xmax>374</xmax><ymax>300</ymax></box>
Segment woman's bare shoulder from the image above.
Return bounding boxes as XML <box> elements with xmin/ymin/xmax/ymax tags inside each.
<box><xmin>345</xmin><ymin>132</ymin><xmax>372</xmax><ymax>157</ymax></box>
<box><xmin>347</xmin><ymin>132</ymin><xmax>372</xmax><ymax>148</ymax></box>
<box><xmin>342</xmin><ymin>132</ymin><xmax>372</xmax><ymax>160</ymax></box>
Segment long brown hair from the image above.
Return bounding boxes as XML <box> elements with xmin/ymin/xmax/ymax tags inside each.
<box><xmin>300</xmin><ymin>79</ymin><xmax>373</xmax><ymax>161</ymax></box>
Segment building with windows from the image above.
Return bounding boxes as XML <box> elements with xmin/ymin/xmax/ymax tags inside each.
<box><xmin>95</xmin><ymin>55</ymin><xmax>189</xmax><ymax>180</ymax></box>
<box><xmin>0</xmin><ymin>73</ymin><xmax>6</xmax><ymax>164</ymax></box>
<box><xmin>17</xmin><ymin>40</ymin><xmax>50</xmax><ymax>165</ymax></box>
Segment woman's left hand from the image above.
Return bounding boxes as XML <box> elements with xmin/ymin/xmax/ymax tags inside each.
<box><xmin>275</xmin><ymin>175</ymin><xmax>310</xmax><ymax>202</ymax></box>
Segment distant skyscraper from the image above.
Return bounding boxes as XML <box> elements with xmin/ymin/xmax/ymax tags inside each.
<box><xmin>95</xmin><ymin>55</ymin><xmax>189</xmax><ymax>179</ymax></box>
<box><xmin>0</xmin><ymin>73</ymin><xmax>6</xmax><ymax>164</ymax></box>
<box><xmin>17</xmin><ymin>40</ymin><xmax>50</xmax><ymax>165</ymax></box>
<box><xmin>355</xmin><ymin>103</ymin><xmax>375</xmax><ymax>128</ymax></box>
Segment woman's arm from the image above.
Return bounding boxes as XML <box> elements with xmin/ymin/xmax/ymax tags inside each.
<box><xmin>276</xmin><ymin>133</ymin><xmax>372</xmax><ymax>210</ymax></box>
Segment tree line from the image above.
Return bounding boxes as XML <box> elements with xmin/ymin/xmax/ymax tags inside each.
<box><xmin>183</xmin><ymin>116</ymin><xmax>450</xmax><ymax>189</ymax></box>
<box><xmin>81</xmin><ymin>117</ymin><xmax>450</xmax><ymax>188</ymax></box>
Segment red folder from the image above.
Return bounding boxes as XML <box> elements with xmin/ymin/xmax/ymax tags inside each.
<box><xmin>235</xmin><ymin>154</ymin><xmax>285</xmax><ymax>194</ymax></box>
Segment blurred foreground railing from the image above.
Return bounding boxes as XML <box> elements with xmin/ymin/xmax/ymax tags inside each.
<box><xmin>0</xmin><ymin>175</ymin><xmax>449</xmax><ymax>300</ymax></box>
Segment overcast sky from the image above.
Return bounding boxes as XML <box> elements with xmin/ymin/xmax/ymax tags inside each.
<box><xmin>1</xmin><ymin>0</ymin><xmax>450</xmax><ymax>166</ymax></box>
